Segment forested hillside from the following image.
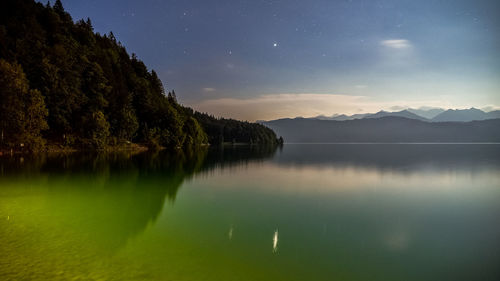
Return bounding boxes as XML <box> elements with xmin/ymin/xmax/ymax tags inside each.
<box><xmin>193</xmin><ymin>111</ymin><xmax>280</xmax><ymax>145</ymax></box>
<box><xmin>0</xmin><ymin>0</ymin><xmax>278</xmax><ymax>151</ymax></box>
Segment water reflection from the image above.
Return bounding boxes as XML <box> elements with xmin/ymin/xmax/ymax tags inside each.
<box><xmin>228</xmin><ymin>225</ymin><xmax>234</xmax><ymax>240</ymax></box>
<box><xmin>274</xmin><ymin>144</ymin><xmax>500</xmax><ymax>172</ymax></box>
<box><xmin>1</xmin><ymin>144</ymin><xmax>499</xmax><ymax>281</ymax></box>
<box><xmin>0</xmin><ymin>145</ymin><xmax>278</xmax><ymax>254</ymax></box>
<box><xmin>273</xmin><ymin>230</ymin><xmax>279</xmax><ymax>253</ymax></box>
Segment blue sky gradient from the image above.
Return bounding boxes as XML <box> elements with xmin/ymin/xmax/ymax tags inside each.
<box><xmin>57</xmin><ymin>0</ymin><xmax>500</xmax><ymax>120</ymax></box>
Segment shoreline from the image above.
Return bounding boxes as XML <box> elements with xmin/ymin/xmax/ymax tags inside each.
<box><xmin>0</xmin><ymin>143</ymin><xmax>150</xmax><ymax>156</ymax></box>
<box><xmin>0</xmin><ymin>142</ymin><xmax>280</xmax><ymax>156</ymax></box>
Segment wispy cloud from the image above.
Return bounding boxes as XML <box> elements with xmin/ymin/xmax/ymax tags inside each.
<box><xmin>380</xmin><ymin>39</ymin><xmax>412</xmax><ymax>49</ymax></box>
<box><xmin>379</xmin><ymin>39</ymin><xmax>416</xmax><ymax>67</ymax></box>
<box><xmin>389</xmin><ymin>105</ymin><xmax>406</xmax><ymax>111</ymax></box>
<box><xmin>202</xmin><ymin>87</ymin><xmax>216</xmax><ymax>92</ymax></box>
<box><xmin>481</xmin><ymin>105</ymin><xmax>500</xmax><ymax>112</ymax></box>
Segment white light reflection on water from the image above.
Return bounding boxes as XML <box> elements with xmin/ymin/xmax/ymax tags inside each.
<box><xmin>273</xmin><ymin>229</ymin><xmax>279</xmax><ymax>253</ymax></box>
<box><xmin>228</xmin><ymin>225</ymin><xmax>233</xmax><ymax>240</ymax></box>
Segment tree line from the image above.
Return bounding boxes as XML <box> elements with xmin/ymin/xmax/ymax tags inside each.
<box><xmin>0</xmin><ymin>0</ymin><xmax>280</xmax><ymax>152</ymax></box>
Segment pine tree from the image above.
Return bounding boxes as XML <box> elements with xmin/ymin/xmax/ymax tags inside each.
<box><xmin>0</xmin><ymin>59</ymin><xmax>48</xmax><ymax>151</ymax></box>
<box><xmin>86</xmin><ymin>18</ymin><xmax>93</xmax><ymax>31</ymax></box>
<box><xmin>53</xmin><ymin>0</ymin><xmax>64</xmax><ymax>14</ymax></box>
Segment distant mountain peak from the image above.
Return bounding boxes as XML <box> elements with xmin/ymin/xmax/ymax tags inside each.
<box><xmin>262</xmin><ymin>117</ymin><xmax>500</xmax><ymax>143</ymax></box>
<box><xmin>363</xmin><ymin>109</ymin><xmax>429</xmax><ymax>121</ymax></box>
<box><xmin>431</xmin><ymin>108</ymin><xmax>492</xmax><ymax>122</ymax></box>
<box><xmin>407</xmin><ymin>108</ymin><xmax>445</xmax><ymax>119</ymax></box>
<box><xmin>287</xmin><ymin>107</ymin><xmax>499</xmax><ymax>124</ymax></box>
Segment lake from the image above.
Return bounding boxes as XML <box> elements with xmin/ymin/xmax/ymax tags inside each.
<box><xmin>1</xmin><ymin>144</ymin><xmax>499</xmax><ymax>281</ymax></box>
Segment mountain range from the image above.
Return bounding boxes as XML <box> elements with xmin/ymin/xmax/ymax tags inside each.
<box><xmin>309</xmin><ymin>108</ymin><xmax>500</xmax><ymax>122</ymax></box>
<box><xmin>263</xmin><ymin>117</ymin><xmax>500</xmax><ymax>143</ymax></box>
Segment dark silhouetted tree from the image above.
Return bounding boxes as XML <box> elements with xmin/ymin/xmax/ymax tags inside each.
<box><xmin>0</xmin><ymin>59</ymin><xmax>48</xmax><ymax>151</ymax></box>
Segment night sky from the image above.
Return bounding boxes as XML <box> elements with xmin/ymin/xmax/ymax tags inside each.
<box><xmin>58</xmin><ymin>0</ymin><xmax>499</xmax><ymax>121</ymax></box>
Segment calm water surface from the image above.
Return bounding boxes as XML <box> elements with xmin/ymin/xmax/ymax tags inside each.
<box><xmin>1</xmin><ymin>144</ymin><xmax>499</xmax><ymax>281</ymax></box>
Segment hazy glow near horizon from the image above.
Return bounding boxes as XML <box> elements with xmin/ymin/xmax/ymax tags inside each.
<box><xmin>60</xmin><ymin>0</ymin><xmax>499</xmax><ymax>120</ymax></box>
<box><xmin>191</xmin><ymin>93</ymin><xmax>500</xmax><ymax>121</ymax></box>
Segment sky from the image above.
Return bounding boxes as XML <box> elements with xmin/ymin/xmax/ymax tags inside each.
<box><xmin>58</xmin><ymin>0</ymin><xmax>500</xmax><ymax>121</ymax></box>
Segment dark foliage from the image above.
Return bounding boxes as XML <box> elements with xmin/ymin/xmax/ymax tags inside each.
<box><xmin>193</xmin><ymin>111</ymin><xmax>278</xmax><ymax>145</ymax></box>
<box><xmin>0</xmin><ymin>0</ymin><xmax>278</xmax><ymax>151</ymax></box>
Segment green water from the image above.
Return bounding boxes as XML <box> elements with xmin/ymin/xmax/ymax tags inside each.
<box><xmin>1</xmin><ymin>144</ymin><xmax>499</xmax><ymax>281</ymax></box>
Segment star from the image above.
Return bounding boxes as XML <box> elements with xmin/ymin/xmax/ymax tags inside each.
<box><xmin>273</xmin><ymin>43</ymin><xmax>278</xmax><ymax>47</ymax></box>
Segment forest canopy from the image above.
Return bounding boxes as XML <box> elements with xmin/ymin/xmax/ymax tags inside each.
<box><xmin>0</xmin><ymin>0</ymin><xmax>279</xmax><ymax>152</ymax></box>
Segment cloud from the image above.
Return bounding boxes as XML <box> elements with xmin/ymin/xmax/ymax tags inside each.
<box><xmin>481</xmin><ymin>105</ymin><xmax>500</xmax><ymax>112</ymax></box>
<box><xmin>202</xmin><ymin>87</ymin><xmax>216</xmax><ymax>92</ymax></box>
<box><xmin>415</xmin><ymin>106</ymin><xmax>444</xmax><ymax>110</ymax></box>
<box><xmin>379</xmin><ymin>39</ymin><xmax>416</xmax><ymax>67</ymax></box>
<box><xmin>380</xmin><ymin>39</ymin><xmax>412</xmax><ymax>49</ymax></box>
<box><xmin>188</xmin><ymin>93</ymin><xmax>452</xmax><ymax>121</ymax></box>
<box><xmin>389</xmin><ymin>105</ymin><xmax>406</xmax><ymax>111</ymax></box>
